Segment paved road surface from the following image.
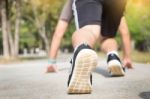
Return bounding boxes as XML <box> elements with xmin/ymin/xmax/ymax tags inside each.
<box><xmin>0</xmin><ymin>53</ymin><xmax>150</xmax><ymax>99</ymax></box>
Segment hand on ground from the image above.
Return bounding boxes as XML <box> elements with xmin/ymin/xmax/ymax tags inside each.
<box><xmin>123</xmin><ymin>58</ymin><xmax>133</xmax><ymax>69</ymax></box>
<box><xmin>46</xmin><ymin>64</ymin><xmax>58</xmax><ymax>73</ymax></box>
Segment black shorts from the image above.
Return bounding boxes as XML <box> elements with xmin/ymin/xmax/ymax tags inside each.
<box><xmin>73</xmin><ymin>0</ymin><xmax>127</xmax><ymax>37</ymax></box>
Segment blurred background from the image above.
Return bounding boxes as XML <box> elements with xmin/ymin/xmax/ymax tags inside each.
<box><xmin>0</xmin><ymin>0</ymin><xmax>150</xmax><ymax>63</ymax></box>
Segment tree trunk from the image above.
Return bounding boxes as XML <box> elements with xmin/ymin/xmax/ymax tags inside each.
<box><xmin>7</xmin><ymin>0</ymin><xmax>21</xmax><ymax>58</ymax></box>
<box><xmin>39</xmin><ymin>26</ymin><xmax>49</xmax><ymax>53</ymax></box>
<box><xmin>7</xmin><ymin>20</ymin><xmax>15</xmax><ymax>57</ymax></box>
<box><xmin>32</xmin><ymin>5</ymin><xmax>49</xmax><ymax>53</ymax></box>
<box><xmin>14</xmin><ymin>0</ymin><xmax>21</xmax><ymax>57</ymax></box>
<box><xmin>1</xmin><ymin>0</ymin><xmax>21</xmax><ymax>59</ymax></box>
<box><xmin>1</xmin><ymin>0</ymin><xmax>10</xmax><ymax>59</ymax></box>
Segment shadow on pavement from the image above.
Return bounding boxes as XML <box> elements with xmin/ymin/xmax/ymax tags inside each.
<box><xmin>94</xmin><ymin>67</ymin><xmax>110</xmax><ymax>77</ymax></box>
<box><xmin>59</xmin><ymin>67</ymin><xmax>70</xmax><ymax>71</ymax></box>
<box><xmin>139</xmin><ymin>92</ymin><xmax>150</xmax><ymax>99</ymax></box>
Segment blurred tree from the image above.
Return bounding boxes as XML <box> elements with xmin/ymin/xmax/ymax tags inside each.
<box><xmin>125</xmin><ymin>0</ymin><xmax>150</xmax><ymax>51</ymax></box>
<box><xmin>1</xmin><ymin>0</ymin><xmax>149</xmax><ymax>60</ymax></box>
<box><xmin>0</xmin><ymin>0</ymin><xmax>66</xmax><ymax>59</ymax></box>
<box><xmin>29</xmin><ymin>0</ymin><xmax>65</xmax><ymax>53</ymax></box>
<box><xmin>0</xmin><ymin>0</ymin><xmax>9</xmax><ymax>59</ymax></box>
<box><xmin>0</xmin><ymin>0</ymin><xmax>21</xmax><ymax>59</ymax></box>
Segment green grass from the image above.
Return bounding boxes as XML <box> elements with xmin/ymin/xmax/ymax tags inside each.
<box><xmin>0</xmin><ymin>56</ymin><xmax>47</xmax><ymax>64</ymax></box>
<box><xmin>118</xmin><ymin>50</ymin><xmax>150</xmax><ymax>64</ymax></box>
<box><xmin>131</xmin><ymin>50</ymin><xmax>150</xmax><ymax>64</ymax></box>
<box><xmin>98</xmin><ymin>50</ymin><xmax>150</xmax><ymax>64</ymax></box>
<box><xmin>0</xmin><ymin>50</ymin><xmax>150</xmax><ymax>64</ymax></box>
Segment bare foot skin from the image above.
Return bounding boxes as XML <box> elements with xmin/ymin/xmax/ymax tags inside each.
<box><xmin>46</xmin><ymin>64</ymin><xmax>58</xmax><ymax>73</ymax></box>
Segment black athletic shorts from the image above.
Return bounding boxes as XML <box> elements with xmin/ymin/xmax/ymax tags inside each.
<box><xmin>73</xmin><ymin>0</ymin><xmax>127</xmax><ymax>37</ymax></box>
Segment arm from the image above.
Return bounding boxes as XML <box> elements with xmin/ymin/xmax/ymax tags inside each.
<box><xmin>48</xmin><ymin>0</ymin><xmax>73</xmax><ymax>59</ymax></box>
<box><xmin>48</xmin><ymin>20</ymin><xmax>69</xmax><ymax>59</ymax></box>
<box><xmin>47</xmin><ymin>0</ymin><xmax>73</xmax><ymax>72</ymax></box>
<box><xmin>119</xmin><ymin>17</ymin><xmax>133</xmax><ymax>68</ymax></box>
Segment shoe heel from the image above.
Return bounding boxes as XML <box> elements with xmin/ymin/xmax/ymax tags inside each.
<box><xmin>68</xmin><ymin>49</ymin><xmax>97</xmax><ymax>94</ymax></box>
<box><xmin>108</xmin><ymin>60</ymin><xmax>125</xmax><ymax>76</ymax></box>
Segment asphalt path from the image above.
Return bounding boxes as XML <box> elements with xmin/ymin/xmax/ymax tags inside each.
<box><xmin>0</xmin><ymin>53</ymin><xmax>150</xmax><ymax>99</ymax></box>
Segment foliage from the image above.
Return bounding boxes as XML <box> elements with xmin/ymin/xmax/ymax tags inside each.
<box><xmin>0</xmin><ymin>0</ymin><xmax>150</xmax><ymax>56</ymax></box>
<box><xmin>18</xmin><ymin>0</ymin><xmax>65</xmax><ymax>52</ymax></box>
<box><xmin>125</xmin><ymin>0</ymin><xmax>150</xmax><ymax>51</ymax></box>
<box><xmin>116</xmin><ymin>0</ymin><xmax>150</xmax><ymax>51</ymax></box>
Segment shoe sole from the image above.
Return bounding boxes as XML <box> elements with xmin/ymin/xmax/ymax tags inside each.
<box><xmin>68</xmin><ymin>49</ymin><xmax>98</xmax><ymax>94</ymax></box>
<box><xmin>108</xmin><ymin>60</ymin><xmax>125</xmax><ymax>76</ymax></box>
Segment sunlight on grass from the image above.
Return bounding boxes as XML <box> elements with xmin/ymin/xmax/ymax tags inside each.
<box><xmin>119</xmin><ymin>50</ymin><xmax>150</xmax><ymax>64</ymax></box>
<box><xmin>0</xmin><ymin>56</ymin><xmax>47</xmax><ymax>64</ymax></box>
<box><xmin>98</xmin><ymin>50</ymin><xmax>150</xmax><ymax>64</ymax></box>
<box><xmin>131</xmin><ymin>50</ymin><xmax>150</xmax><ymax>64</ymax></box>
<box><xmin>0</xmin><ymin>50</ymin><xmax>149</xmax><ymax>64</ymax></box>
